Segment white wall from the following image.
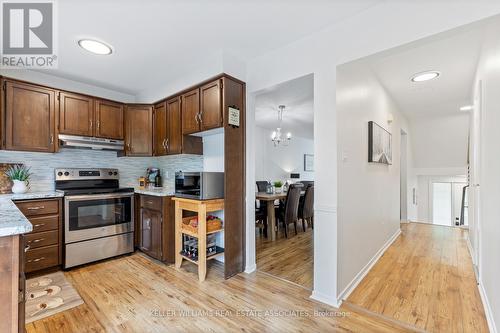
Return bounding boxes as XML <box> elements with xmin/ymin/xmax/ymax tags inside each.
<box><xmin>336</xmin><ymin>62</ymin><xmax>412</xmax><ymax>296</ymax></box>
<box><xmin>0</xmin><ymin>69</ymin><xmax>135</xmax><ymax>102</ymax></box>
<box><xmin>470</xmin><ymin>16</ymin><xmax>500</xmax><ymax>333</ymax></box>
<box><xmin>410</xmin><ymin>114</ymin><xmax>469</xmax><ymax>171</ymax></box>
<box><xmin>202</xmin><ymin>132</ymin><xmax>225</xmax><ymax>172</ymax></box>
<box><xmin>245</xmin><ymin>2</ymin><xmax>500</xmax><ymax>306</ymax></box>
<box><xmin>254</xmin><ymin>126</ymin><xmax>314</xmax><ymax>184</ymax></box>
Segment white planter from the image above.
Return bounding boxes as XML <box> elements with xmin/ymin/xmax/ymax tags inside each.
<box><xmin>12</xmin><ymin>180</ymin><xmax>28</xmax><ymax>194</ymax></box>
<box><xmin>274</xmin><ymin>186</ymin><xmax>282</xmax><ymax>194</ymax></box>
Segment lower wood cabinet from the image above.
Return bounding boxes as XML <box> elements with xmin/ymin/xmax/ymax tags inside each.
<box><xmin>15</xmin><ymin>198</ymin><xmax>63</xmax><ymax>274</ymax></box>
<box><xmin>136</xmin><ymin>194</ymin><xmax>175</xmax><ymax>263</ymax></box>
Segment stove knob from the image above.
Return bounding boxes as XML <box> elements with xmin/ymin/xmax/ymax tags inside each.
<box><xmin>64</xmin><ymin>171</ymin><xmax>70</xmax><ymax>176</ymax></box>
<box><xmin>108</xmin><ymin>171</ymin><xmax>113</xmax><ymax>176</ymax></box>
<box><xmin>57</xmin><ymin>171</ymin><xmax>63</xmax><ymax>176</ymax></box>
<box><xmin>113</xmin><ymin>171</ymin><xmax>118</xmax><ymax>176</ymax></box>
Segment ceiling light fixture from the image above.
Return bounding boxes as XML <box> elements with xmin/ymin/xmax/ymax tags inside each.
<box><xmin>271</xmin><ymin>105</ymin><xmax>292</xmax><ymax>147</ymax></box>
<box><xmin>459</xmin><ymin>105</ymin><xmax>474</xmax><ymax>112</ymax></box>
<box><xmin>411</xmin><ymin>71</ymin><xmax>440</xmax><ymax>82</ymax></box>
<box><xmin>78</xmin><ymin>39</ymin><xmax>113</xmax><ymax>55</ymax></box>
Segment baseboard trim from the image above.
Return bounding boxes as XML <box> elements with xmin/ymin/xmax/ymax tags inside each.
<box><xmin>244</xmin><ymin>263</ymin><xmax>256</xmax><ymax>274</ymax></box>
<box><xmin>478</xmin><ymin>280</ymin><xmax>498</xmax><ymax>333</ymax></box>
<box><xmin>310</xmin><ymin>290</ymin><xmax>341</xmax><ymax>309</ymax></box>
<box><xmin>338</xmin><ymin>228</ymin><xmax>402</xmax><ymax>302</ymax></box>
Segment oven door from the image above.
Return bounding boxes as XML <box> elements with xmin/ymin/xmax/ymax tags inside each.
<box><xmin>64</xmin><ymin>193</ymin><xmax>134</xmax><ymax>244</ymax></box>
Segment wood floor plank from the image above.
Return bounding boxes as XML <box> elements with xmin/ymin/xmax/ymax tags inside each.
<box><xmin>347</xmin><ymin>223</ymin><xmax>489</xmax><ymax>333</ymax></box>
<box><xmin>26</xmin><ymin>252</ymin><xmax>415</xmax><ymax>333</ymax></box>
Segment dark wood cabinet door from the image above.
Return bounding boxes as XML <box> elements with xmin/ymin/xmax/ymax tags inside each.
<box><xmin>59</xmin><ymin>92</ymin><xmax>94</xmax><ymax>136</ymax></box>
<box><xmin>200</xmin><ymin>79</ymin><xmax>222</xmax><ymax>131</ymax></box>
<box><xmin>153</xmin><ymin>102</ymin><xmax>168</xmax><ymax>156</ymax></box>
<box><xmin>125</xmin><ymin>105</ymin><xmax>153</xmax><ymax>156</ymax></box>
<box><xmin>166</xmin><ymin>96</ymin><xmax>182</xmax><ymax>154</ymax></box>
<box><xmin>181</xmin><ymin>88</ymin><xmax>200</xmax><ymax>135</ymax></box>
<box><xmin>140</xmin><ymin>208</ymin><xmax>162</xmax><ymax>260</ymax></box>
<box><xmin>95</xmin><ymin>100</ymin><xmax>124</xmax><ymax>139</ymax></box>
<box><xmin>5</xmin><ymin>81</ymin><xmax>56</xmax><ymax>152</ymax></box>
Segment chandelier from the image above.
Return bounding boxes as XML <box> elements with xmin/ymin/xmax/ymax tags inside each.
<box><xmin>271</xmin><ymin>105</ymin><xmax>292</xmax><ymax>147</ymax></box>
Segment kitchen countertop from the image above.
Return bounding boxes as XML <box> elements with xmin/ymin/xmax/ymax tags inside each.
<box><xmin>134</xmin><ymin>188</ymin><xmax>175</xmax><ymax>197</ymax></box>
<box><xmin>0</xmin><ymin>191</ymin><xmax>64</xmax><ymax>237</ymax></box>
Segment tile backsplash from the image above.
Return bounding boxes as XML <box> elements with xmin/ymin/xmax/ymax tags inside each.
<box><xmin>0</xmin><ymin>149</ymin><xmax>203</xmax><ymax>192</ymax></box>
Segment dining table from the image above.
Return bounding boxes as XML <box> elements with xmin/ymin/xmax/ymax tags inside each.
<box><xmin>256</xmin><ymin>192</ymin><xmax>286</xmax><ymax>241</ymax></box>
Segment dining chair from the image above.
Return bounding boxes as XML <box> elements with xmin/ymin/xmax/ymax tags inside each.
<box><xmin>276</xmin><ymin>183</ymin><xmax>303</xmax><ymax>238</ymax></box>
<box><xmin>299</xmin><ymin>185</ymin><xmax>314</xmax><ymax>231</ymax></box>
<box><xmin>256</xmin><ymin>181</ymin><xmax>269</xmax><ymax>192</ymax></box>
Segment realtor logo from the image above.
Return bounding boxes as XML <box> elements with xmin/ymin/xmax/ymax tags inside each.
<box><xmin>1</xmin><ymin>0</ymin><xmax>57</xmax><ymax>68</ymax></box>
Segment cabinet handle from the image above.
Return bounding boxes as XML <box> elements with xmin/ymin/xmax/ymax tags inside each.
<box><xmin>50</xmin><ymin>134</ymin><xmax>54</xmax><ymax>144</ymax></box>
<box><xmin>195</xmin><ymin>113</ymin><xmax>199</xmax><ymax>124</ymax></box>
<box><xmin>198</xmin><ymin>112</ymin><xmax>203</xmax><ymax>124</ymax></box>
<box><xmin>97</xmin><ymin>121</ymin><xmax>100</xmax><ymax>129</ymax></box>
<box><xmin>33</xmin><ymin>223</ymin><xmax>45</xmax><ymax>228</ymax></box>
<box><xmin>166</xmin><ymin>138</ymin><xmax>170</xmax><ymax>151</ymax></box>
<box><xmin>162</xmin><ymin>138</ymin><xmax>167</xmax><ymax>150</ymax></box>
<box><xmin>28</xmin><ymin>257</ymin><xmax>45</xmax><ymax>263</ymax></box>
<box><xmin>25</xmin><ymin>245</ymin><xmax>30</xmax><ymax>252</ymax></box>
<box><xmin>30</xmin><ymin>238</ymin><xmax>44</xmax><ymax>244</ymax></box>
<box><xmin>146</xmin><ymin>201</ymin><xmax>154</xmax><ymax>205</ymax></box>
<box><xmin>27</xmin><ymin>206</ymin><xmax>45</xmax><ymax>210</ymax></box>
<box><xmin>90</xmin><ymin>120</ymin><xmax>93</xmax><ymax>129</ymax></box>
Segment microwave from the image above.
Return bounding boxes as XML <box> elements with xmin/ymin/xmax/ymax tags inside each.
<box><xmin>175</xmin><ymin>171</ymin><xmax>224</xmax><ymax>200</ymax></box>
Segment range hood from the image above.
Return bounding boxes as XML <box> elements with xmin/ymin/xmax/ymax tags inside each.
<box><xmin>58</xmin><ymin>134</ymin><xmax>124</xmax><ymax>151</ymax></box>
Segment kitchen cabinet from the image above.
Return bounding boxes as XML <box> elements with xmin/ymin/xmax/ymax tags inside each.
<box><xmin>181</xmin><ymin>88</ymin><xmax>200</xmax><ymax>135</ymax></box>
<box><xmin>95</xmin><ymin>99</ymin><xmax>124</xmax><ymax>139</ymax></box>
<box><xmin>166</xmin><ymin>96</ymin><xmax>182</xmax><ymax>154</ymax></box>
<box><xmin>59</xmin><ymin>92</ymin><xmax>94</xmax><ymax>136</ymax></box>
<box><xmin>180</xmin><ymin>79</ymin><xmax>223</xmax><ymax>135</ymax></box>
<box><xmin>200</xmin><ymin>79</ymin><xmax>223</xmax><ymax>130</ymax></box>
<box><xmin>4</xmin><ymin>80</ymin><xmax>56</xmax><ymax>152</ymax></box>
<box><xmin>15</xmin><ymin>198</ymin><xmax>63</xmax><ymax>274</ymax></box>
<box><xmin>139</xmin><ymin>208</ymin><xmax>162</xmax><ymax>260</ymax></box>
<box><xmin>136</xmin><ymin>194</ymin><xmax>175</xmax><ymax>263</ymax></box>
<box><xmin>125</xmin><ymin>105</ymin><xmax>153</xmax><ymax>156</ymax></box>
<box><xmin>153</xmin><ymin>101</ymin><xmax>168</xmax><ymax>156</ymax></box>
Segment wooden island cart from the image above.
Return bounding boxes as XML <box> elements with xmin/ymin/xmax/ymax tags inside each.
<box><xmin>173</xmin><ymin>197</ymin><xmax>224</xmax><ymax>281</ymax></box>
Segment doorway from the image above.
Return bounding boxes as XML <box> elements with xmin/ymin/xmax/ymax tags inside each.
<box><xmin>431</xmin><ymin>181</ymin><xmax>467</xmax><ymax>226</ymax></box>
<box><xmin>253</xmin><ymin>74</ymin><xmax>314</xmax><ymax>290</ymax></box>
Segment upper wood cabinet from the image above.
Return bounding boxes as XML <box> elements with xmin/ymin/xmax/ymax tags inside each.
<box><xmin>200</xmin><ymin>79</ymin><xmax>223</xmax><ymax>131</ymax></box>
<box><xmin>59</xmin><ymin>92</ymin><xmax>94</xmax><ymax>136</ymax></box>
<box><xmin>181</xmin><ymin>88</ymin><xmax>200</xmax><ymax>135</ymax></box>
<box><xmin>166</xmin><ymin>96</ymin><xmax>182</xmax><ymax>154</ymax></box>
<box><xmin>95</xmin><ymin>100</ymin><xmax>124</xmax><ymax>140</ymax></box>
<box><xmin>4</xmin><ymin>80</ymin><xmax>56</xmax><ymax>152</ymax></box>
<box><xmin>153</xmin><ymin>102</ymin><xmax>168</xmax><ymax>156</ymax></box>
<box><xmin>125</xmin><ymin>105</ymin><xmax>153</xmax><ymax>156</ymax></box>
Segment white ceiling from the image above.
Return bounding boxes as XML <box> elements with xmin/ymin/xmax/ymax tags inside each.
<box><xmin>255</xmin><ymin>74</ymin><xmax>314</xmax><ymax>139</ymax></box>
<box><xmin>34</xmin><ymin>0</ymin><xmax>379</xmax><ymax>96</ymax></box>
<box><xmin>366</xmin><ymin>23</ymin><xmax>486</xmax><ymax>118</ymax></box>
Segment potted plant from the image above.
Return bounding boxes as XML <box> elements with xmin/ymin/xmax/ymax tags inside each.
<box><xmin>5</xmin><ymin>164</ymin><xmax>32</xmax><ymax>194</ymax></box>
<box><xmin>273</xmin><ymin>181</ymin><xmax>283</xmax><ymax>194</ymax></box>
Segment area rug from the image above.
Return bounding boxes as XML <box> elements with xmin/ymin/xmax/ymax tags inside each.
<box><xmin>25</xmin><ymin>271</ymin><xmax>84</xmax><ymax>323</ymax></box>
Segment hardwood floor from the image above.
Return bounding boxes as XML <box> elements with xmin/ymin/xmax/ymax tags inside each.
<box><xmin>256</xmin><ymin>226</ymin><xmax>313</xmax><ymax>289</ymax></box>
<box><xmin>346</xmin><ymin>222</ymin><xmax>488</xmax><ymax>333</ymax></box>
<box><xmin>26</xmin><ymin>253</ymin><xmax>416</xmax><ymax>333</ymax></box>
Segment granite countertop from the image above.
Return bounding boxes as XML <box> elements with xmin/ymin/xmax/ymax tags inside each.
<box><xmin>134</xmin><ymin>187</ymin><xmax>175</xmax><ymax>197</ymax></box>
<box><xmin>0</xmin><ymin>191</ymin><xmax>64</xmax><ymax>237</ymax></box>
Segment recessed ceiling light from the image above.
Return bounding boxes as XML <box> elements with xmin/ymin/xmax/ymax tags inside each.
<box><xmin>78</xmin><ymin>39</ymin><xmax>112</xmax><ymax>55</ymax></box>
<box><xmin>411</xmin><ymin>71</ymin><xmax>440</xmax><ymax>82</ymax></box>
<box><xmin>459</xmin><ymin>105</ymin><xmax>473</xmax><ymax>112</ymax></box>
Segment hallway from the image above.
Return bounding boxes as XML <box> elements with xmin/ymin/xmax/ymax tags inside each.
<box><xmin>345</xmin><ymin>223</ymin><xmax>488</xmax><ymax>332</ymax></box>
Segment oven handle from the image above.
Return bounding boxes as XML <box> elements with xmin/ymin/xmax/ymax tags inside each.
<box><xmin>64</xmin><ymin>193</ymin><xmax>135</xmax><ymax>202</ymax></box>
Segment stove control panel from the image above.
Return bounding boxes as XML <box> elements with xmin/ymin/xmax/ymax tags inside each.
<box><xmin>55</xmin><ymin>168</ymin><xmax>119</xmax><ymax>181</ymax></box>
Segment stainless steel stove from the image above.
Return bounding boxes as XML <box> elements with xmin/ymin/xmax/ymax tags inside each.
<box><xmin>55</xmin><ymin>168</ymin><xmax>134</xmax><ymax>268</ymax></box>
